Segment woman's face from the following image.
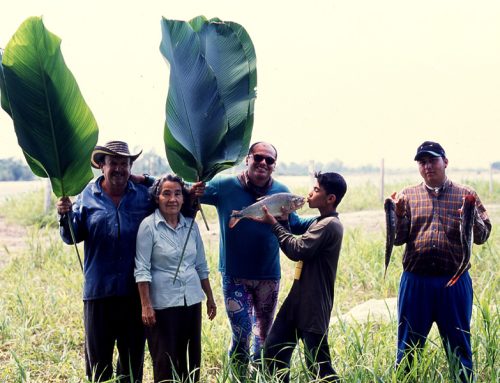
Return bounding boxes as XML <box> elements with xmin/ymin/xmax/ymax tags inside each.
<box><xmin>157</xmin><ymin>180</ymin><xmax>184</xmax><ymax>218</ymax></box>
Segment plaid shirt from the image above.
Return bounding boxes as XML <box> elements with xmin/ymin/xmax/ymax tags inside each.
<box><xmin>395</xmin><ymin>179</ymin><xmax>491</xmax><ymax>275</ymax></box>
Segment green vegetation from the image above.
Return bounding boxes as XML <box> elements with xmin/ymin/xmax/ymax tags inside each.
<box><xmin>0</xmin><ymin>180</ymin><xmax>498</xmax><ymax>382</ymax></box>
<box><xmin>0</xmin><ymin>158</ymin><xmax>34</xmax><ymax>181</ymax></box>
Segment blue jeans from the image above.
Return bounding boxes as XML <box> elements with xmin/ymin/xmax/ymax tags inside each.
<box><xmin>397</xmin><ymin>271</ymin><xmax>473</xmax><ymax>382</ymax></box>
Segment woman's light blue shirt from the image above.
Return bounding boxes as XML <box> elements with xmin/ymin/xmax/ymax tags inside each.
<box><xmin>135</xmin><ymin>209</ymin><xmax>209</xmax><ymax>309</ymax></box>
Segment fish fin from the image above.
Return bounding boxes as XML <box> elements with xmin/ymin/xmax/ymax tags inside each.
<box><xmin>228</xmin><ymin>216</ymin><xmax>241</xmax><ymax>229</ymax></box>
<box><xmin>445</xmin><ymin>276</ymin><xmax>459</xmax><ymax>288</ymax></box>
<box><xmin>229</xmin><ymin>209</ymin><xmax>241</xmax><ymax>218</ymax></box>
<box><xmin>228</xmin><ymin>210</ymin><xmax>242</xmax><ymax>229</ymax></box>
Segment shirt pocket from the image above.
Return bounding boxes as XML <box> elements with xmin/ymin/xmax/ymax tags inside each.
<box><xmin>87</xmin><ymin>210</ymin><xmax>109</xmax><ymax>238</ymax></box>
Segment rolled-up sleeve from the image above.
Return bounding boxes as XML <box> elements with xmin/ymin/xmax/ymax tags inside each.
<box><xmin>135</xmin><ymin>220</ymin><xmax>154</xmax><ymax>283</ymax></box>
<box><xmin>59</xmin><ymin>197</ymin><xmax>86</xmax><ymax>244</ymax></box>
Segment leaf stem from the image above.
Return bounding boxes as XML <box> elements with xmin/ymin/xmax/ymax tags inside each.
<box><xmin>66</xmin><ymin>212</ymin><xmax>83</xmax><ymax>271</ymax></box>
<box><xmin>173</xmin><ymin>211</ymin><xmax>196</xmax><ymax>284</ymax></box>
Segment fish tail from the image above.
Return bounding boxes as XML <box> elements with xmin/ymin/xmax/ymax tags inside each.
<box><xmin>228</xmin><ymin>210</ymin><xmax>242</xmax><ymax>229</ymax></box>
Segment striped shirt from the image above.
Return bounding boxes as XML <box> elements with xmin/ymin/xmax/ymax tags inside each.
<box><xmin>394</xmin><ymin>179</ymin><xmax>491</xmax><ymax>275</ymax></box>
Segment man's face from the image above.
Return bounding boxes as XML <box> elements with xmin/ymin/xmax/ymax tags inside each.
<box><xmin>246</xmin><ymin>143</ymin><xmax>277</xmax><ymax>184</ymax></box>
<box><xmin>101</xmin><ymin>155</ymin><xmax>131</xmax><ymax>189</ymax></box>
<box><xmin>417</xmin><ymin>155</ymin><xmax>448</xmax><ymax>187</ymax></box>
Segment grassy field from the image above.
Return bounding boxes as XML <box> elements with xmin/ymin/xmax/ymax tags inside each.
<box><xmin>0</xmin><ymin>177</ymin><xmax>498</xmax><ymax>382</ymax></box>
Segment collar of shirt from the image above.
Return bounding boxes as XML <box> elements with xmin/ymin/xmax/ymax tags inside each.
<box><xmin>423</xmin><ymin>178</ymin><xmax>450</xmax><ymax>195</ymax></box>
<box><xmin>153</xmin><ymin>209</ymin><xmax>188</xmax><ymax>231</ymax></box>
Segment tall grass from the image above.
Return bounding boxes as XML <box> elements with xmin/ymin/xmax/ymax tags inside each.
<box><xmin>0</xmin><ymin>180</ymin><xmax>498</xmax><ymax>382</ymax></box>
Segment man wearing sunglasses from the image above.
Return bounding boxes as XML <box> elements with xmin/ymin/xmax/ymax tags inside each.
<box><xmin>191</xmin><ymin>142</ymin><xmax>314</xmax><ymax>378</ymax></box>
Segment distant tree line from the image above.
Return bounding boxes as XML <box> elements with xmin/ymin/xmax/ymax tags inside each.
<box><xmin>5</xmin><ymin>149</ymin><xmax>495</xmax><ymax>182</ymax></box>
<box><xmin>0</xmin><ymin>158</ymin><xmax>34</xmax><ymax>181</ymax></box>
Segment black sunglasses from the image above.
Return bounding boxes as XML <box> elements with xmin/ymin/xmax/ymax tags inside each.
<box><xmin>251</xmin><ymin>154</ymin><xmax>276</xmax><ymax>165</ymax></box>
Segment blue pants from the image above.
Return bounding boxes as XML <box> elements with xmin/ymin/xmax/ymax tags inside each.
<box><xmin>397</xmin><ymin>271</ymin><xmax>473</xmax><ymax>382</ymax></box>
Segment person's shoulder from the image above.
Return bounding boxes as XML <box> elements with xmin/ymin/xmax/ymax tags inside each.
<box><xmin>449</xmin><ymin>180</ymin><xmax>477</xmax><ymax>195</ymax></box>
<box><xmin>314</xmin><ymin>215</ymin><xmax>343</xmax><ymax>232</ymax></box>
<box><xmin>80</xmin><ymin>177</ymin><xmax>100</xmax><ymax>197</ymax></box>
<box><xmin>399</xmin><ymin>183</ymin><xmax>423</xmax><ymax>196</ymax></box>
<box><xmin>182</xmin><ymin>215</ymin><xmax>200</xmax><ymax>230</ymax></box>
<box><xmin>269</xmin><ymin>178</ymin><xmax>290</xmax><ymax>193</ymax></box>
<box><xmin>209</xmin><ymin>174</ymin><xmax>238</xmax><ymax>187</ymax></box>
<box><xmin>141</xmin><ymin>211</ymin><xmax>156</xmax><ymax>225</ymax></box>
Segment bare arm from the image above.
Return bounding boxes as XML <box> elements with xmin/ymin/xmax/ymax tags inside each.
<box><xmin>137</xmin><ymin>282</ymin><xmax>156</xmax><ymax>327</ymax></box>
<box><xmin>200</xmin><ymin>278</ymin><xmax>217</xmax><ymax>320</ymax></box>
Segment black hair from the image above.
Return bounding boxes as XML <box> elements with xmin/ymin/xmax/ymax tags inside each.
<box><xmin>315</xmin><ymin>171</ymin><xmax>347</xmax><ymax>208</ymax></box>
<box><xmin>248</xmin><ymin>142</ymin><xmax>278</xmax><ymax>159</ymax></box>
<box><xmin>149</xmin><ymin>174</ymin><xmax>196</xmax><ymax>218</ymax></box>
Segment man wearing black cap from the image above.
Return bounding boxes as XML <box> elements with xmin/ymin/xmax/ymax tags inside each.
<box><xmin>391</xmin><ymin>141</ymin><xmax>491</xmax><ymax>382</ymax></box>
<box><xmin>56</xmin><ymin>140</ymin><xmax>153</xmax><ymax>382</ymax></box>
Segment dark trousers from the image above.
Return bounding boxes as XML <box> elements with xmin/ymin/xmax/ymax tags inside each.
<box><xmin>84</xmin><ymin>296</ymin><xmax>145</xmax><ymax>383</ymax></box>
<box><xmin>397</xmin><ymin>271</ymin><xmax>473</xmax><ymax>383</ymax></box>
<box><xmin>263</xmin><ymin>313</ymin><xmax>339</xmax><ymax>383</ymax></box>
<box><xmin>146</xmin><ymin>303</ymin><xmax>202</xmax><ymax>383</ymax></box>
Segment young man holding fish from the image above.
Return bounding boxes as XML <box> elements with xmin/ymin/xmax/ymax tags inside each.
<box><xmin>191</xmin><ymin>142</ymin><xmax>314</xmax><ymax>377</ymax></box>
<box><xmin>390</xmin><ymin>141</ymin><xmax>491</xmax><ymax>382</ymax></box>
<box><xmin>251</xmin><ymin>171</ymin><xmax>347</xmax><ymax>383</ymax></box>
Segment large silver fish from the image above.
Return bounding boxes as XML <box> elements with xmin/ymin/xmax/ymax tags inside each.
<box><xmin>384</xmin><ymin>197</ymin><xmax>396</xmax><ymax>279</ymax></box>
<box><xmin>446</xmin><ymin>194</ymin><xmax>476</xmax><ymax>287</ymax></box>
<box><xmin>228</xmin><ymin>192</ymin><xmax>305</xmax><ymax>228</ymax></box>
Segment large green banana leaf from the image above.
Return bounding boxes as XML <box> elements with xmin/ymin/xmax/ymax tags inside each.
<box><xmin>1</xmin><ymin>16</ymin><xmax>98</xmax><ymax>197</ymax></box>
<box><xmin>0</xmin><ymin>49</ymin><xmax>12</xmax><ymax>117</ymax></box>
<box><xmin>160</xmin><ymin>16</ymin><xmax>257</xmax><ymax>182</ymax></box>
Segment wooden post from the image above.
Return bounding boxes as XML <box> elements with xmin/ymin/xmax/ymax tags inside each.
<box><xmin>380</xmin><ymin>158</ymin><xmax>385</xmax><ymax>202</ymax></box>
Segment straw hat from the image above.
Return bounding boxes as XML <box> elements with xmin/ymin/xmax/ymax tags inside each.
<box><xmin>91</xmin><ymin>140</ymin><xmax>142</xmax><ymax>169</ymax></box>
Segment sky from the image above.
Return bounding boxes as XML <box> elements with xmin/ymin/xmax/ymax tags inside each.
<box><xmin>1</xmin><ymin>0</ymin><xmax>500</xmax><ymax>170</ymax></box>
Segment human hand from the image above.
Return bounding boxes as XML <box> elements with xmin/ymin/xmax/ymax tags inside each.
<box><xmin>206</xmin><ymin>297</ymin><xmax>217</xmax><ymax>321</ymax></box>
<box><xmin>56</xmin><ymin>197</ymin><xmax>72</xmax><ymax>215</ymax></box>
<box><xmin>190</xmin><ymin>181</ymin><xmax>206</xmax><ymax>199</ymax></box>
<box><xmin>248</xmin><ymin>205</ymin><xmax>278</xmax><ymax>225</ymax></box>
<box><xmin>276</xmin><ymin>206</ymin><xmax>290</xmax><ymax>222</ymax></box>
<box><xmin>142</xmin><ymin>305</ymin><xmax>156</xmax><ymax>327</ymax></box>
<box><xmin>391</xmin><ymin>192</ymin><xmax>407</xmax><ymax>217</ymax></box>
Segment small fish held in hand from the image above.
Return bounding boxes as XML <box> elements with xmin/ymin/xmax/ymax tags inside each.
<box><xmin>446</xmin><ymin>194</ymin><xmax>476</xmax><ymax>287</ymax></box>
<box><xmin>384</xmin><ymin>197</ymin><xmax>397</xmax><ymax>279</ymax></box>
<box><xmin>228</xmin><ymin>193</ymin><xmax>305</xmax><ymax>228</ymax></box>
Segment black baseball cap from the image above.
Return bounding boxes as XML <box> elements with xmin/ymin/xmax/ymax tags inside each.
<box><xmin>414</xmin><ymin>141</ymin><xmax>446</xmax><ymax>161</ymax></box>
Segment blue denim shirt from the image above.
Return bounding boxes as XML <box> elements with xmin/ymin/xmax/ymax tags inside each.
<box><xmin>60</xmin><ymin>176</ymin><xmax>154</xmax><ymax>300</ymax></box>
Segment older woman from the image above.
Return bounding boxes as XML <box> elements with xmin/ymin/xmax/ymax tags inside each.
<box><xmin>134</xmin><ymin>174</ymin><xmax>216</xmax><ymax>382</ymax></box>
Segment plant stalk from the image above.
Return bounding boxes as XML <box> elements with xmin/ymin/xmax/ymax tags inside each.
<box><xmin>66</xmin><ymin>212</ymin><xmax>83</xmax><ymax>271</ymax></box>
<box><xmin>173</xmin><ymin>209</ymin><xmax>197</xmax><ymax>284</ymax></box>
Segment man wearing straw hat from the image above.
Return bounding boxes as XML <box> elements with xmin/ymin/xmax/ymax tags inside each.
<box><xmin>57</xmin><ymin>140</ymin><xmax>153</xmax><ymax>383</ymax></box>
